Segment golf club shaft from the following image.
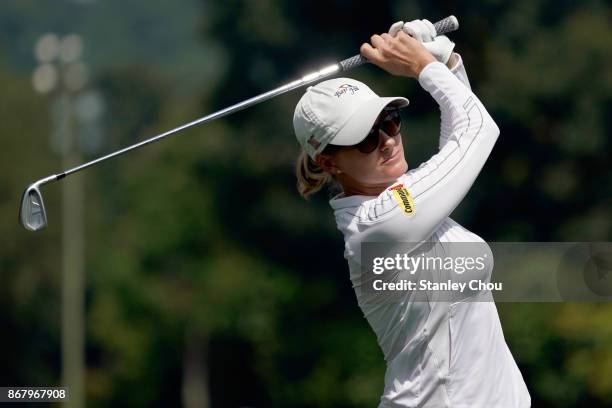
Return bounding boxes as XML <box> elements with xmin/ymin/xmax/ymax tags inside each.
<box><xmin>48</xmin><ymin>15</ymin><xmax>458</xmax><ymax>184</ymax></box>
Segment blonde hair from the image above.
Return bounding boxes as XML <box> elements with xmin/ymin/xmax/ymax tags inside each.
<box><xmin>295</xmin><ymin>149</ymin><xmax>335</xmax><ymax>199</ymax></box>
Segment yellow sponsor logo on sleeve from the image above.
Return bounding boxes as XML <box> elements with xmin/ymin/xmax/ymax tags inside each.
<box><xmin>389</xmin><ymin>183</ymin><xmax>415</xmax><ymax>216</ymax></box>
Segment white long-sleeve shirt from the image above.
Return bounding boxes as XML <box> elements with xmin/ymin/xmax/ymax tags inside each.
<box><xmin>329</xmin><ymin>55</ymin><xmax>531</xmax><ymax>408</ymax></box>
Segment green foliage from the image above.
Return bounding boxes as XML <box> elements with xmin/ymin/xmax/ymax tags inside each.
<box><xmin>1</xmin><ymin>0</ymin><xmax>611</xmax><ymax>406</ymax></box>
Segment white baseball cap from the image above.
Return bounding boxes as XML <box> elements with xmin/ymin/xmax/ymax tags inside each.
<box><xmin>293</xmin><ymin>77</ymin><xmax>409</xmax><ymax>159</ymax></box>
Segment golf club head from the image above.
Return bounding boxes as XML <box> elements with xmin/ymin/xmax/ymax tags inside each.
<box><xmin>19</xmin><ymin>182</ymin><xmax>48</xmax><ymax>231</ymax></box>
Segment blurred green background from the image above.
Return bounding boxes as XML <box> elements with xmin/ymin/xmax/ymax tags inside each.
<box><xmin>1</xmin><ymin>0</ymin><xmax>611</xmax><ymax>407</ymax></box>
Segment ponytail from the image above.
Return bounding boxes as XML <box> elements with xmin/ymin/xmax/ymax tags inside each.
<box><xmin>295</xmin><ymin>150</ymin><xmax>333</xmax><ymax>199</ymax></box>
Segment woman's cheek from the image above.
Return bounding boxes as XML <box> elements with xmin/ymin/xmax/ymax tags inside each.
<box><xmin>384</xmin><ymin>158</ymin><xmax>408</xmax><ymax>179</ymax></box>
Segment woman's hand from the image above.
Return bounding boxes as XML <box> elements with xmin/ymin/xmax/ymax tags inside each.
<box><xmin>389</xmin><ymin>19</ymin><xmax>437</xmax><ymax>42</ymax></box>
<box><xmin>360</xmin><ymin>31</ymin><xmax>437</xmax><ymax>78</ymax></box>
<box><xmin>389</xmin><ymin>19</ymin><xmax>455</xmax><ymax>65</ymax></box>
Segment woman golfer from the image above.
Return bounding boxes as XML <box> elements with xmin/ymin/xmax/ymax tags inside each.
<box><xmin>292</xmin><ymin>20</ymin><xmax>530</xmax><ymax>407</ymax></box>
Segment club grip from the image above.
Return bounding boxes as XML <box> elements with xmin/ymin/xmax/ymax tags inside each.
<box><xmin>433</xmin><ymin>15</ymin><xmax>459</xmax><ymax>37</ymax></box>
<box><xmin>339</xmin><ymin>15</ymin><xmax>459</xmax><ymax>71</ymax></box>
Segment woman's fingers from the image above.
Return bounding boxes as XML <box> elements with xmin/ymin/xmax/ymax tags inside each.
<box><xmin>402</xmin><ymin>22</ymin><xmax>421</xmax><ymax>42</ymax></box>
<box><xmin>388</xmin><ymin>21</ymin><xmax>404</xmax><ymax>37</ymax></box>
<box><xmin>364</xmin><ymin>33</ymin><xmax>393</xmax><ymax>63</ymax></box>
<box><xmin>370</xmin><ymin>34</ymin><xmax>386</xmax><ymax>49</ymax></box>
<box><xmin>416</xmin><ymin>20</ymin><xmax>432</xmax><ymax>41</ymax></box>
<box><xmin>402</xmin><ymin>19</ymin><xmax>436</xmax><ymax>43</ymax></box>
<box><xmin>364</xmin><ymin>32</ymin><xmax>414</xmax><ymax>60</ymax></box>
<box><xmin>362</xmin><ymin>30</ymin><xmax>435</xmax><ymax>77</ymax></box>
<box><xmin>396</xmin><ymin>30</ymin><xmax>417</xmax><ymax>46</ymax></box>
<box><xmin>360</xmin><ymin>42</ymin><xmax>381</xmax><ymax>62</ymax></box>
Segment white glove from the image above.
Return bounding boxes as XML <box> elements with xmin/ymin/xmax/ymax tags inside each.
<box><xmin>422</xmin><ymin>35</ymin><xmax>454</xmax><ymax>64</ymax></box>
<box><xmin>389</xmin><ymin>19</ymin><xmax>455</xmax><ymax>64</ymax></box>
<box><xmin>389</xmin><ymin>19</ymin><xmax>436</xmax><ymax>41</ymax></box>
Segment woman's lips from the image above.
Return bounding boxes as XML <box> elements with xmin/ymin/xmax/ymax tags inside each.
<box><xmin>382</xmin><ymin>150</ymin><xmax>401</xmax><ymax>164</ymax></box>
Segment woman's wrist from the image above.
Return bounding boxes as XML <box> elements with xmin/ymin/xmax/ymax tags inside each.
<box><xmin>414</xmin><ymin>54</ymin><xmax>437</xmax><ymax>77</ymax></box>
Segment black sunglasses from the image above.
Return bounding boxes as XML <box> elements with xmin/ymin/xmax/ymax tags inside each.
<box><xmin>324</xmin><ymin>109</ymin><xmax>402</xmax><ymax>155</ymax></box>
<box><xmin>353</xmin><ymin>109</ymin><xmax>402</xmax><ymax>154</ymax></box>
<box><xmin>323</xmin><ymin>108</ymin><xmax>402</xmax><ymax>155</ymax></box>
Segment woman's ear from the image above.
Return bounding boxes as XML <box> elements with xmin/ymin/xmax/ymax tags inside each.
<box><xmin>315</xmin><ymin>154</ymin><xmax>342</xmax><ymax>175</ymax></box>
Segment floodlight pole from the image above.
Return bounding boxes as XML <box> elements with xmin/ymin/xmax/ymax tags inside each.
<box><xmin>33</xmin><ymin>33</ymin><xmax>86</xmax><ymax>408</ymax></box>
<box><xmin>60</xmin><ymin>90</ymin><xmax>86</xmax><ymax>408</ymax></box>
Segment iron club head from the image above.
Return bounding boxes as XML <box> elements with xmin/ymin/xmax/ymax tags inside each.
<box><xmin>19</xmin><ymin>175</ymin><xmax>57</xmax><ymax>232</ymax></box>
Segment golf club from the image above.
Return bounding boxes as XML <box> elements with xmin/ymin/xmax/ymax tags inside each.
<box><xmin>19</xmin><ymin>15</ymin><xmax>459</xmax><ymax>232</ymax></box>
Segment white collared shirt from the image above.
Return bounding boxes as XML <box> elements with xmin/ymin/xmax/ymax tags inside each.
<box><xmin>330</xmin><ymin>55</ymin><xmax>531</xmax><ymax>408</ymax></box>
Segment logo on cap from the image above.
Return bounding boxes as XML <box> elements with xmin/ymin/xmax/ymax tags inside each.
<box><xmin>334</xmin><ymin>84</ymin><xmax>359</xmax><ymax>98</ymax></box>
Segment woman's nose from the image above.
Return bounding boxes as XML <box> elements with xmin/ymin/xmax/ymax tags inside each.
<box><xmin>379</xmin><ymin>131</ymin><xmax>399</xmax><ymax>151</ymax></box>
